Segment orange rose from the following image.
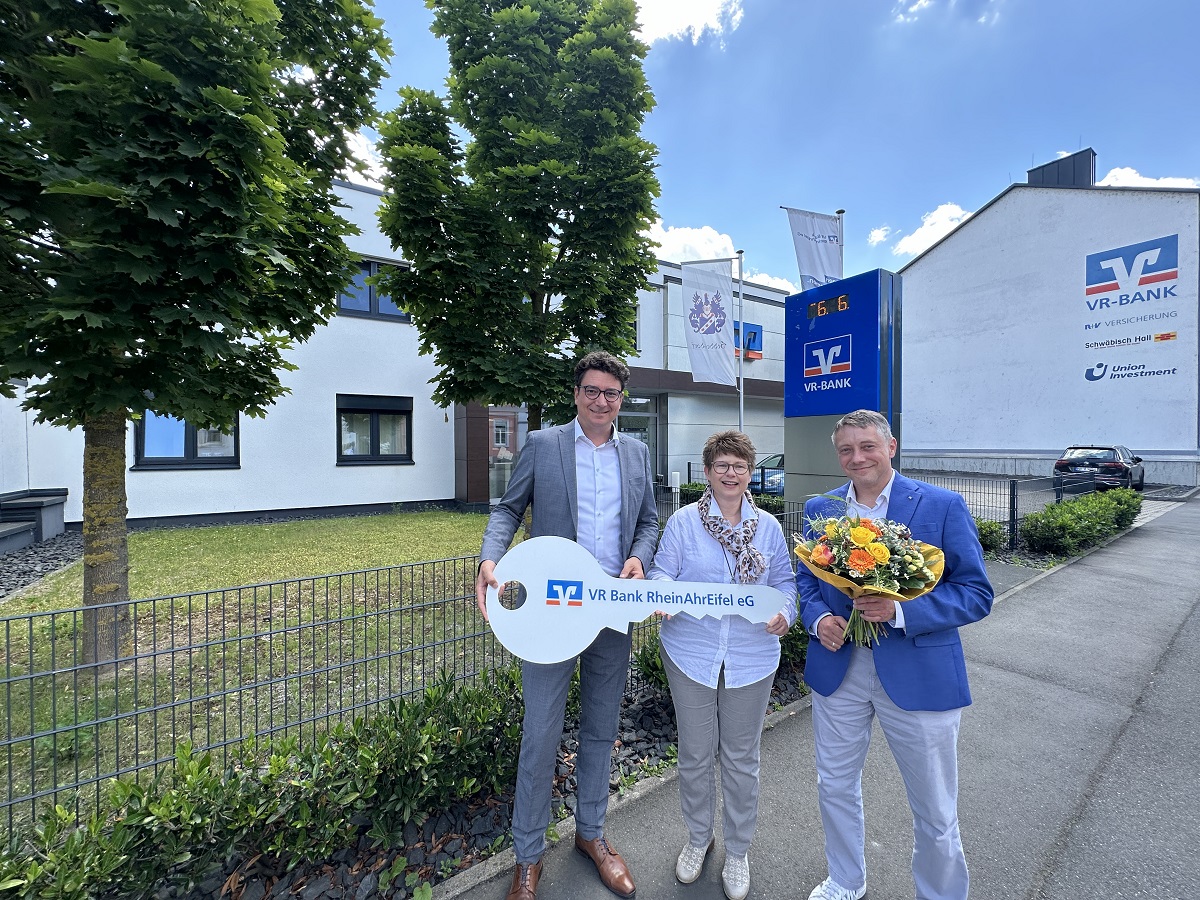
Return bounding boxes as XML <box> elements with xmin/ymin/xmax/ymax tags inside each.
<box><xmin>811</xmin><ymin>543</ymin><xmax>834</xmax><ymax>567</ymax></box>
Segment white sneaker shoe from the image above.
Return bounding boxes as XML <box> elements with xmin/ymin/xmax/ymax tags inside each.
<box><xmin>721</xmin><ymin>854</ymin><xmax>750</xmax><ymax>900</ymax></box>
<box><xmin>807</xmin><ymin>876</ymin><xmax>866</xmax><ymax>900</ymax></box>
<box><xmin>675</xmin><ymin>838</ymin><xmax>712</xmax><ymax>883</ymax></box>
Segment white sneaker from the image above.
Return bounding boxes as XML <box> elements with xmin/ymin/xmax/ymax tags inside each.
<box><xmin>807</xmin><ymin>876</ymin><xmax>866</xmax><ymax>900</ymax></box>
<box><xmin>675</xmin><ymin>838</ymin><xmax>712</xmax><ymax>883</ymax></box>
<box><xmin>721</xmin><ymin>854</ymin><xmax>750</xmax><ymax>900</ymax></box>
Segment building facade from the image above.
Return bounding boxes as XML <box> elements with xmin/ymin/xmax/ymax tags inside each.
<box><xmin>898</xmin><ymin>167</ymin><xmax>1199</xmax><ymax>485</ymax></box>
<box><xmin>2</xmin><ymin>181</ymin><xmax>789</xmax><ymax>527</ymax></box>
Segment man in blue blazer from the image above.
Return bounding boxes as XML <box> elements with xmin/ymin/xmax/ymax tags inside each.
<box><xmin>475</xmin><ymin>351</ymin><xmax>659</xmax><ymax>900</ymax></box>
<box><xmin>797</xmin><ymin>410</ymin><xmax>993</xmax><ymax>900</ymax></box>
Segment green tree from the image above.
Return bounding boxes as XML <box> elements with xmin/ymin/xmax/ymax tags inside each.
<box><xmin>375</xmin><ymin>0</ymin><xmax>660</xmax><ymax>430</ymax></box>
<box><xmin>0</xmin><ymin>0</ymin><xmax>389</xmax><ymax>662</ymax></box>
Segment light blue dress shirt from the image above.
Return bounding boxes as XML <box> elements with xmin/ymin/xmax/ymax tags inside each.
<box><xmin>648</xmin><ymin>495</ymin><xmax>798</xmax><ymax>688</ymax></box>
<box><xmin>573</xmin><ymin>419</ymin><xmax>624</xmax><ymax>577</ymax></box>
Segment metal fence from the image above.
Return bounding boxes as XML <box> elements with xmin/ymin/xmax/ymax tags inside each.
<box><xmin>914</xmin><ymin>473</ymin><xmax>1097</xmax><ymax>549</ymax></box>
<box><xmin>0</xmin><ymin>476</ymin><xmax>1084</xmax><ymax>836</ymax></box>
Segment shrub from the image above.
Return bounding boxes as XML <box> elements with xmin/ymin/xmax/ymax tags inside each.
<box><xmin>631</xmin><ymin>626</ymin><xmax>669</xmax><ymax>692</ymax></box>
<box><xmin>1020</xmin><ymin>488</ymin><xmax>1141</xmax><ymax>555</ymax></box>
<box><xmin>0</xmin><ymin>667</ymin><xmax>524</xmax><ymax>900</ymax></box>
<box><xmin>974</xmin><ymin>518</ymin><xmax>1006</xmax><ymax>552</ymax></box>
<box><xmin>779</xmin><ymin>622</ymin><xmax>809</xmax><ymax>667</ymax></box>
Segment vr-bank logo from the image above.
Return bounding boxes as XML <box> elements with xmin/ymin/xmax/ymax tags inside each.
<box><xmin>546</xmin><ymin>579</ymin><xmax>583</xmax><ymax>607</ymax></box>
<box><xmin>803</xmin><ymin>334</ymin><xmax>852</xmax><ymax>378</ymax></box>
<box><xmin>1084</xmin><ymin>234</ymin><xmax>1178</xmax><ymax>313</ymax></box>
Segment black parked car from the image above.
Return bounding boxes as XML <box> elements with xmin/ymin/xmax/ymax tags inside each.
<box><xmin>1053</xmin><ymin>445</ymin><xmax>1145</xmax><ymax>490</ymax></box>
<box><xmin>749</xmin><ymin>453</ymin><xmax>785</xmax><ymax>496</ymax></box>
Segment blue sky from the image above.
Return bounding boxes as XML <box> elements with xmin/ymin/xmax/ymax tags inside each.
<box><xmin>362</xmin><ymin>0</ymin><xmax>1200</xmax><ymax>293</ymax></box>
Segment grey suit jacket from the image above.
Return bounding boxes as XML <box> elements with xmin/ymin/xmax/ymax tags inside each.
<box><xmin>480</xmin><ymin>421</ymin><xmax>659</xmax><ymax>573</ymax></box>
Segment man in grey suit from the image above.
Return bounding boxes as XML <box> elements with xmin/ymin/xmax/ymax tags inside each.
<box><xmin>475</xmin><ymin>351</ymin><xmax>659</xmax><ymax>900</ymax></box>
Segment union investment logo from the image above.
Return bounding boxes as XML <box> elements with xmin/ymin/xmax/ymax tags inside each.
<box><xmin>1084</xmin><ymin>234</ymin><xmax>1179</xmax><ymax>313</ymax></box>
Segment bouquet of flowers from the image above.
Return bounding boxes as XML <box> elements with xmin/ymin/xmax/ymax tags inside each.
<box><xmin>793</xmin><ymin>510</ymin><xmax>944</xmax><ymax>647</ymax></box>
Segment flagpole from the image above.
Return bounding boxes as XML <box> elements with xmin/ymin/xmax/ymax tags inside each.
<box><xmin>836</xmin><ymin>208</ymin><xmax>846</xmax><ymax>278</ymax></box>
<box><xmin>736</xmin><ymin>249</ymin><xmax>745</xmax><ymax>431</ymax></box>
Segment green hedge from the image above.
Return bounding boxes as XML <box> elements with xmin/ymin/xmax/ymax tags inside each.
<box><xmin>0</xmin><ymin>668</ymin><xmax>522</xmax><ymax>900</ymax></box>
<box><xmin>1019</xmin><ymin>487</ymin><xmax>1142</xmax><ymax>555</ymax></box>
<box><xmin>679</xmin><ymin>482</ymin><xmax>786</xmax><ymax>517</ymax></box>
<box><xmin>974</xmin><ymin>517</ymin><xmax>1006</xmax><ymax>552</ymax></box>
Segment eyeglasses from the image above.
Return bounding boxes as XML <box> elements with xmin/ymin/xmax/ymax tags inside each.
<box><xmin>578</xmin><ymin>385</ymin><xmax>623</xmax><ymax>402</ymax></box>
<box><xmin>711</xmin><ymin>462</ymin><xmax>750</xmax><ymax>475</ymax></box>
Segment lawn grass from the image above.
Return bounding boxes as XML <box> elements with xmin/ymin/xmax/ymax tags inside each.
<box><xmin>0</xmin><ymin>509</ymin><xmax>497</xmax><ymax>835</ymax></box>
<box><xmin>3</xmin><ymin>509</ymin><xmax>491</xmax><ymax>614</ymax></box>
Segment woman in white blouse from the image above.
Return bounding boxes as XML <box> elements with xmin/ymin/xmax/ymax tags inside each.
<box><xmin>648</xmin><ymin>430</ymin><xmax>797</xmax><ymax>900</ymax></box>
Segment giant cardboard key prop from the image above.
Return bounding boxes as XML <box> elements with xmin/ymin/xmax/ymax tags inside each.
<box><xmin>485</xmin><ymin>536</ymin><xmax>792</xmax><ymax>664</ymax></box>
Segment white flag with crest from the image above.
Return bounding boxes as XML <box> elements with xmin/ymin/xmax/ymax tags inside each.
<box><xmin>785</xmin><ymin>207</ymin><xmax>842</xmax><ymax>290</ymax></box>
<box><xmin>680</xmin><ymin>260</ymin><xmax>737</xmax><ymax>386</ymax></box>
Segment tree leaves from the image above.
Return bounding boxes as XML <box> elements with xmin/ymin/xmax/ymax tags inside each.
<box><xmin>376</xmin><ymin>0</ymin><xmax>659</xmax><ymax>426</ymax></box>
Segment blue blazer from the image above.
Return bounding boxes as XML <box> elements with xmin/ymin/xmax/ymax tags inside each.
<box><xmin>796</xmin><ymin>472</ymin><xmax>994</xmax><ymax>711</ymax></box>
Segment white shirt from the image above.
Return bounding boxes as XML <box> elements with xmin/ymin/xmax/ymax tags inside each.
<box><xmin>573</xmin><ymin>419</ymin><xmax>624</xmax><ymax>577</ymax></box>
<box><xmin>648</xmin><ymin>496</ymin><xmax>798</xmax><ymax>688</ymax></box>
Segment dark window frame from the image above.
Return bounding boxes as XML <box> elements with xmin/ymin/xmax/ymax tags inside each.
<box><xmin>336</xmin><ymin>394</ymin><xmax>414</xmax><ymax>466</ymax></box>
<box><xmin>132</xmin><ymin>414</ymin><xmax>241</xmax><ymax>470</ymax></box>
<box><xmin>337</xmin><ymin>259</ymin><xmax>410</xmax><ymax>322</ymax></box>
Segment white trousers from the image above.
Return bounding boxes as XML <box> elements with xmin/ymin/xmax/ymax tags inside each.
<box><xmin>811</xmin><ymin>647</ymin><xmax>968</xmax><ymax>900</ymax></box>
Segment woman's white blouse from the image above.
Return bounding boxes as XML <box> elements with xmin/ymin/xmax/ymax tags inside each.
<box><xmin>647</xmin><ymin>498</ymin><xmax>797</xmax><ymax>689</ymax></box>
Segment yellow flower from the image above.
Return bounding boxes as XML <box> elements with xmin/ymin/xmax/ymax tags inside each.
<box><xmin>868</xmin><ymin>542</ymin><xmax>890</xmax><ymax>564</ymax></box>
<box><xmin>824</xmin><ymin>522</ymin><xmax>839</xmax><ymax>539</ymax></box>
<box><xmin>850</xmin><ymin>526</ymin><xmax>875</xmax><ymax>547</ymax></box>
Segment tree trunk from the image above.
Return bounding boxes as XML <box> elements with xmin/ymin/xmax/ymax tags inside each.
<box><xmin>81</xmin><ymin>409</ymin><xmax>131</xmax><ymax>667</ymax></box>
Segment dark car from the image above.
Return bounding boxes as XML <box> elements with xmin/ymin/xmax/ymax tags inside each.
<box><xmin>749</xmin><ymin>453</ymin><xmax>785</xmax><ymax>496</ymax></box>
<box><xmin>1053</xmin><ymin>445</ymin><xmax>1144</xmax><ymax>490</ymax></box>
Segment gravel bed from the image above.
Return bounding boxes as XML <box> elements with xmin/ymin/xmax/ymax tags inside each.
<box><xmin>0</xmin><ymin>531</ymin><xmax>84</xmax><ymax>600</ymax></box>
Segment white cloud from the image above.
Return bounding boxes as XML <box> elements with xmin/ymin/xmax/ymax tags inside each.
<box><xmin>646</xmin><ymin>219</ymin><xmax>735</xmax><ymax>262</ymax></box>
<box><xmin>745</xmin><ymin>270</ymin><xmax>797</xmax><ymax>294</ymax></box>
<box><xmin>341</xmin><ymin>131</ymin><xmax>386</xmax><ymax>188</ymax></box>
<box><xmin>893</xmin><ymin>0</ymin><xmax>933</xmax><ymax>24</ymax></box>
<box><xmin>891</xmin><ymin>203</ymin><xmax>971</xmax><ymax>257</ymax></box>
<box><xmin>636</xmin><ymin>0</ymin><xmax>744</xmax><ymax>45</ymax></box>
<box><xmin>867</xmin><ymin>225</ymin><xmax>892</xmax><ymax>246</ymax></box>
<box><xmin>1097</xmin><ymin>166</ymin><xmax>1199</xmax><ymax>189</ymax></box>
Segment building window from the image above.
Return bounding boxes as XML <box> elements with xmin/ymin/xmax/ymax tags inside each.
<box><xmin>493</xmin><ymin>420</ymin><xmax>509</xmax><ymax>448</ymax></box>
<box><xmin>134</xmin><ymin>412</ymin><xmax>239</xmax><ymax>469</ymax></box>
<box><xmin>337</xmin><ymin>394</ymin><xmax>413</xmax><ymax>465</ymax></box>
<box><xmin>338</xmin><ymin>260</ymin><xmax>409</xmax><ymax>321</ymax></box>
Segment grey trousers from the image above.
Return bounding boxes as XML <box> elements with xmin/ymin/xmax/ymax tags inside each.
<box><xmin>812</xmin><ymin>646</ymin><xmax>967</xmax><ymax>900</ymax></box>
<box><xmin>663</xmin><ymin>651</ymin><xmax>774</xmax><ymax>857</ymax></box>
<box><xmin>512</xmin><ymin>626</ymin><xmax>632</xmax><ymax>863</ymax></box>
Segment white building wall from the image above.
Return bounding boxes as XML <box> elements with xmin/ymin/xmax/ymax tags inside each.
<box><xmin>900</xmin><ymin>185</ymin><xmax>1199</xmax><ymax>484</ymax></box>
<box><xmin>0</xmin><ymin>386</ymin><xmax>32</xmax><ymax>495</ymax></box>
<box><xmin>663</xmin><ymin>395</ymin><xmax>784</xmax><ymax>485</ymax></box>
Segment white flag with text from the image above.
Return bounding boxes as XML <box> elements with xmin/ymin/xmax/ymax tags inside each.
<box><xmin>680</xmin><ymin>260</ymin><xmax>737</xmax><ymax>386</ymax></box>
<box><xmin>785</xmin><ymin>207</ymin><xmax>842</xmax><ymax>290</ymax></box>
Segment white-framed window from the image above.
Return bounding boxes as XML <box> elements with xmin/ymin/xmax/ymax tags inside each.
<box><xmin>493</xmin><ymin>420</ymin><xmax>509</xmax><ymax>448</ymax></box>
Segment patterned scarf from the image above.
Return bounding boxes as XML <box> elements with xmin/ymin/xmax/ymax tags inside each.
<box><xmin>697</xmin><ymin>486</ymin><xmax>766</xmax><ymax>584</ymax></box>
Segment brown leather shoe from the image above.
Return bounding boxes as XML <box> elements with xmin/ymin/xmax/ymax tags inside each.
<box><xmin>505</xmin><ymin>861</ymin><xmax>542</xmax><ymax>900</ymax></box>
<box><xmin>574</xmin><ymin>834</ymin><xmax>636</xmax><ymax>898</ymax></box>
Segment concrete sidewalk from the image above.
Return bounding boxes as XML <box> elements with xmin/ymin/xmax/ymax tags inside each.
<box><xmin>439</xmin><ymin>500</ymin><xmax>1200</xmax><ymax>900</ymax></box>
